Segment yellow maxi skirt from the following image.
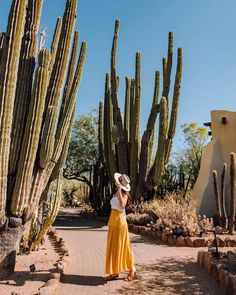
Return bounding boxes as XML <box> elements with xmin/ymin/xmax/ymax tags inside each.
<box><xmin>105</xmin><ymin>209</ymin><xmax>134</xmax><ymax>275</ymax></box>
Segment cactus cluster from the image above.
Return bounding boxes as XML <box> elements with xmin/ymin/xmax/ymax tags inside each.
<box><xmin>99</xmin><ymin>20</ymin><xmax>183</xmax><ymax>201</ymax></box>
<box><xmin>0</xmin><ymin>0</ymin><xmax>86</xmax><ymax>276</ymax></box>
<box><xmin>212</xmin><ymin>153</ymin><xmax>236</xmax><ymax>234</ymax></box>
<box><xmin>32</xmin><ymin>172</ymin><xmax>63</xmax><ymax>249</ymax></box>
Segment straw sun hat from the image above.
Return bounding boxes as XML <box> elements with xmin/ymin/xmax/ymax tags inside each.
<box><xmin>114</xmin><ymin>172</ymin><xmax>131</xmax><ymax>192</ymax></box>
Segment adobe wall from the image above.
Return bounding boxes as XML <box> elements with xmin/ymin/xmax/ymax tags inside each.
<box><xmin>192</xmin><ymin>110</ymin><xmax>236</xmax><ymax>216</ymax></box>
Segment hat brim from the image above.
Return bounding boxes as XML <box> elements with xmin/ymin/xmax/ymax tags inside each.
<box><xmin>114</xmin><ymin>172</ymin><xmax>131</xmax><ymax>192</ymax></box>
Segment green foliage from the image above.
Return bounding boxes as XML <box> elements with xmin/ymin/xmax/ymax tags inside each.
<box><xmin>65</xmin><ymin>110</ymin><xmax>98</xmax><ymax>179</ymax></box>
<box><xmin>174</xmin><ymin>122</ymin><xmax>209</xmax><ymax>190</ymax></box>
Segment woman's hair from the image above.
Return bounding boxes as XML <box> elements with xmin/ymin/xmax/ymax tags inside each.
<box><xmin>121</xmin><ymin>189</ymin><xmax>131</xmax><ymax>206</ymax></box>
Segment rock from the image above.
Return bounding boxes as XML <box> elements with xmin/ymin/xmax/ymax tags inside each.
<box><xmin>156</xmin><ymin>231</ymin><xmax>161</xmax><ymax>239</ymax></box>
<box><xmin>150</xmin><ymin>229</ymin><xmax>156</xmax><ymax>238</ymax></box>
<box><xmin>203</xmin><ymin>252</ymin><xmax>212</xmax><ymax>273</ymax></box>
<box><xmin>209</xmin><ymin>262</ymin><xmax>219</xmax><ymax>282</ymax></box>
<box><xmin>232</xmin><ymin>275</ymin><xmax>236</xmax><ymax>294</ymax></box>
<box><xmin>211</xmin><ymin>237</ymin><xmax>225</xmax><ymax>247</ymax></box>
<box><xmin>205</xmin><ymin>238</ymin><xmax>213</xmax><ymax>247</ymax></box>
<box><xmin>226</xmin><ymin>274</ymin><xmax>236</xmax><ymax>295</ymax></box>
<box><xmin>56</xmin><ymin>262</ymin><xmax>64</xmax><ymax>273</ymax></box>
<box><xmin>9</xmin><ymin>217</ymin><xmax>22</xmax><ymax>228</ymax></box>
<box><xmin>55</xmin><ymin>235</ymin><xmax>61</xmax><ymax>243</ymax></box>
<box><xmin>219</xmin><ymin>269</ymin><xmax>229</xmax><ymax>292</ymax></box>
<box><xmin>225</xmin><ymin>238</ymin><xmax>236</xmax><ymax>247</ymax></box>
<box><xmin>215</xmin><ymin>226</ymin><xmax>223</xmax><ymax>234</ymax></box>
<box><xmin>194</xmin><ymin>238</ymin><xmax>206</xmax><ymax>247</ymax></box>
<box><xmin>176</xmin><ymin>236</ymin><xmax>187</xmax><ymax>247</ymax></box>
<box><xmin>168</xmin><ymin>235</ymin><xmax>177</xmax><ymax>246</ymax></box>
<box><xmin>197</xmin><ymin>250</ymin><xmax>205</xmax><ymax>266</ymax></box>
<box><xmin>227</xmin><ymin>250</ymin><xmax>235</xmax><ymax>255</ymax></box>
<box><xmin>29</xmin><ymin>264</ymin><xmax>36</xmax><ymax>272</ymax></box>
<box><xmin>146</xmin><ymin>228</ymin><xmax>152</xmax><ymax>236</ymax></box>
<box><xmin>185</xmin><ymin>237</ymin><xmax>195</xmax><ymax>247</ymax></box>
<box><xmin>50</xmin><ymin>228</ymin><xmax>57</xmax><ymax>235</ymax></box>
<box><xmin>161</xmin><ymin>233</ymin><xmax>168</xmax><ymax>243</ymax></box>
<box><xmin>49</xmin><ymin>272</ymin><xmax>61</xmax><ymax>280</ymax></box>
<box><xmin>58</xmin><ymin>237</ymin><xmax>63</xmax><ymax>244</ymax></box>
<box><xmin>61</xmin><ymin>246</ymin><xmax>68</xmax><ymax>253</ymax></box>
<box><xmin>128</xmin><ymin>224</ymin><xmax>134</xmax><ymax>231</ymax></box>
<box><xmin>45</xmin><ymin>278</ymin><xmax>60</xmax><ymax>288</ymax></box>
<box><xmin>136</xmin><ymin>226</ymin><xmax>142</xmax><ymax>234</ymax></box>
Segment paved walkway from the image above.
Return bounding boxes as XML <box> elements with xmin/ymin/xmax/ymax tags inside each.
<box><xmin>54</xmin><ymin>208</ymin><xmax>222</xmax><ymax>295</ymax></box>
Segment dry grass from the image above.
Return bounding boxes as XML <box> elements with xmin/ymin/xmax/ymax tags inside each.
<box><xmin>128</xmin><ymin>193</ymin><xmax>213</xmax><ymax>237</ymax></box>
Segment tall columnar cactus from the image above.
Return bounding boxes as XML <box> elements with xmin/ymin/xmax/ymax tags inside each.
<box><xmin>32</xmin><ymin>172</ymin><xmax>63</xmax><ymax>249</ymax></box>
<box><xmin>212</xmin><ymin>157</ymin><xmax>236</xmax><ymax>231</ymax></box>
<box><xmin>229</xmin><ymin>153</ymin><xmax>236</xmax><ymax>234</ymax></box>
<box><xmin>99</xmin><ymin>20</ymin><xmax>182</xmax><ymax>201</ymax></box>
<box><xmin>212</xmin><ymin>170</ymin><xmax>223</xmax><ymax>227</ymax></box>
<box><xmin>221</xmin><ymin>163</ymin><xmax>228</xmax><ymax>228</ymax></box>
<box><xmin>0</xmin><ymin>0</ymin><xmax>86</xmax><ymax>277</ymax></box>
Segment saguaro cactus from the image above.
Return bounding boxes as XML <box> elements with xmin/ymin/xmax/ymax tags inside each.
<box><xmin>0</xmin><ymin>0</ymin><xmax>86</xmax><ymax>277</ymax></box>
<box><xmin>99</xmin><ymin>20</ymin><xmax>183</xmax><ymax>201</ymax></box>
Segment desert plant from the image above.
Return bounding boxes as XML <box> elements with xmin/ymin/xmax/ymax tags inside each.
<box><xmin>140</xmin><ymin>194</ymin><xmax>203</xmax><ymax>237</ymax></box>
<box><xmin>32</xmin><ymin>172</ymin><xmax>63</xmax><ymax>248</ymax></box>
<box><xmin>127</xmin><ymin>194</ymin><xmax>213</xmax><ymax>236</ymax></box>
<box><xmin>126</xmin><ymin>213</ymin><xmax>155</xmax><ymax>226</ymax></box>
<box><xmin>212</xmin><ymin>153</ymin><xmax>236</xmax><ymax>233</ymax></box>
<box><xmin>99</xmin><ymin>20</ymin><xmax>183</xmax><ymax>202</ymax></box>
<box><xmin>0</xmin><ymin>0</ymin><xmax>86</xmax><ymax>277</ymax></box>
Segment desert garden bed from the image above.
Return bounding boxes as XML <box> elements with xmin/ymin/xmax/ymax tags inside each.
<box><xmin>128</xmin><ymin>223</ymin><xmax>236</xmax><ymax>247</ymax></box>
<box><xmin>83</xmin><ymin>193</ymin><xmax>236</xmax><ymax>248</ymax></box>
<box><xmin>197</xmin><ymin>249</ymin><xmax>236</xmax><ymax>294</ymax></box>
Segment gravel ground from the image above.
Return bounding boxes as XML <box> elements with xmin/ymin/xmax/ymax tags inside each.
<box><xmin>0</xmin><ymin>235</ymin><xmax>59</xmax><ymax>295</ymax></box>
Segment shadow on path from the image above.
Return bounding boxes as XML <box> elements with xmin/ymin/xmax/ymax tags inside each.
<box><xmin>117</xmin><ymin>258</ymin><xmax>220</xmax><ymax>295</ymax></box>
<box><xmin>0</xmin><ymin>270</ymin><xmax>54</xmax><ymax>287</ymax></box>
<box><xmin>53</xmin><ymin>208</ymin><xmax>105</xmax><ymax>230</ymax></box>
<box><xmin>60</xmin><ymin>274</ymin><xmax>106</xmax><ymax>286</ymax></box>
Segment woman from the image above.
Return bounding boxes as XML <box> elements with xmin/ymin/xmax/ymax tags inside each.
<box><xmin>105</xmin><ymin>172</ymin><xmax>136</xmax><ymax>281</ymax></box>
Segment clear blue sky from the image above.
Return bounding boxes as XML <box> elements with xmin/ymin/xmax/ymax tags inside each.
<box><xmin>1</xmin><ymin>0</ymin><xmax>236</xmax><ymax>150</ymax></box>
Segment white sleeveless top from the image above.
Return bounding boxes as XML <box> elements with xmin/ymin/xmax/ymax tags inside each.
<box><xmin>110</xmin><ymin>196</ymin><xmax>125</xmax><ymax>214</ymax></box>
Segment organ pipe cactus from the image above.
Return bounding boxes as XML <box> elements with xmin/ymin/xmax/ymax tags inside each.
<box><xmin>32</xmin><ymin>172</ymin><xmax>63</xmax><ymax>249</ymax></box>
<box><xmin>212</xmin><ymin>155</ymin><xmax>236</xmax><ymax>232</ymax></box>
<box><xmin>99</xmin><ymin>20</ymin><xmax>183</xmax><ymax>201</ymax></box>
<box><xmin>0</xmin><ymin>0</ymin><xmax>86</xmax><ymax>277</ymax></box>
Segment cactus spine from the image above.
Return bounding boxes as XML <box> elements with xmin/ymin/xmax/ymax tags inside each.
<box><xmin>110</xmin><ymin>20</ymin><xmax>128</xmax><ymax>174</ymax></box>
<box><xmin>212</xmin><ymin>157</ymin><xmax>236</xmax><ymax>231</ymax></box>
<box><xmin>212</xmin><ymin>170</ymin><xmax>223</xmax><ymax>227</ymax></box>
<box><xmin>229</xmin><ymin>153</ymin><xmax>236</xmax><ymax>234</ymax></box>
<box><xmin>40</xmin><ymin>0</ymin><xmax>77</xmax><ymax>168</ymax></box>
<box><xmin>33</xmin><ymin>172</ymin><xmax>63</xmax><ymax>248</ymax></box>
<box><xmin>0</xmin><ymin>0</ymin><xmax>86</xmax><ymax>276</ymax></box>
<box><xmin>99</xmin><ymin>20</ymin><xmax>182</xmax><ymax>201</ymax></box>
<box><xmin>0</xmin><ymin>0</ymin><xmax>28</xmax><ymax>226</ymax></box>
<box><xmin>11</xmin><ymin>49</ymin><xmax>51</xmax><ymax>214</ymax></box>
<box><xmin>221</xmin><ymin>163</ymin><xmax>228</xmax><ymax>228</ymax></box>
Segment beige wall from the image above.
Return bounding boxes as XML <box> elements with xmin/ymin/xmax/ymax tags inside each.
<box><xmin>192</xmin><ymin>110</ymin><xmax>236</xmax><ymax>216</ymax></box>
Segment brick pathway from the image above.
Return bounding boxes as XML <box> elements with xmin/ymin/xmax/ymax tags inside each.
<box><xmin>54</xmin><ymin>208</ymin><xmax>222</xmax><ymax>295</ymax></box>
